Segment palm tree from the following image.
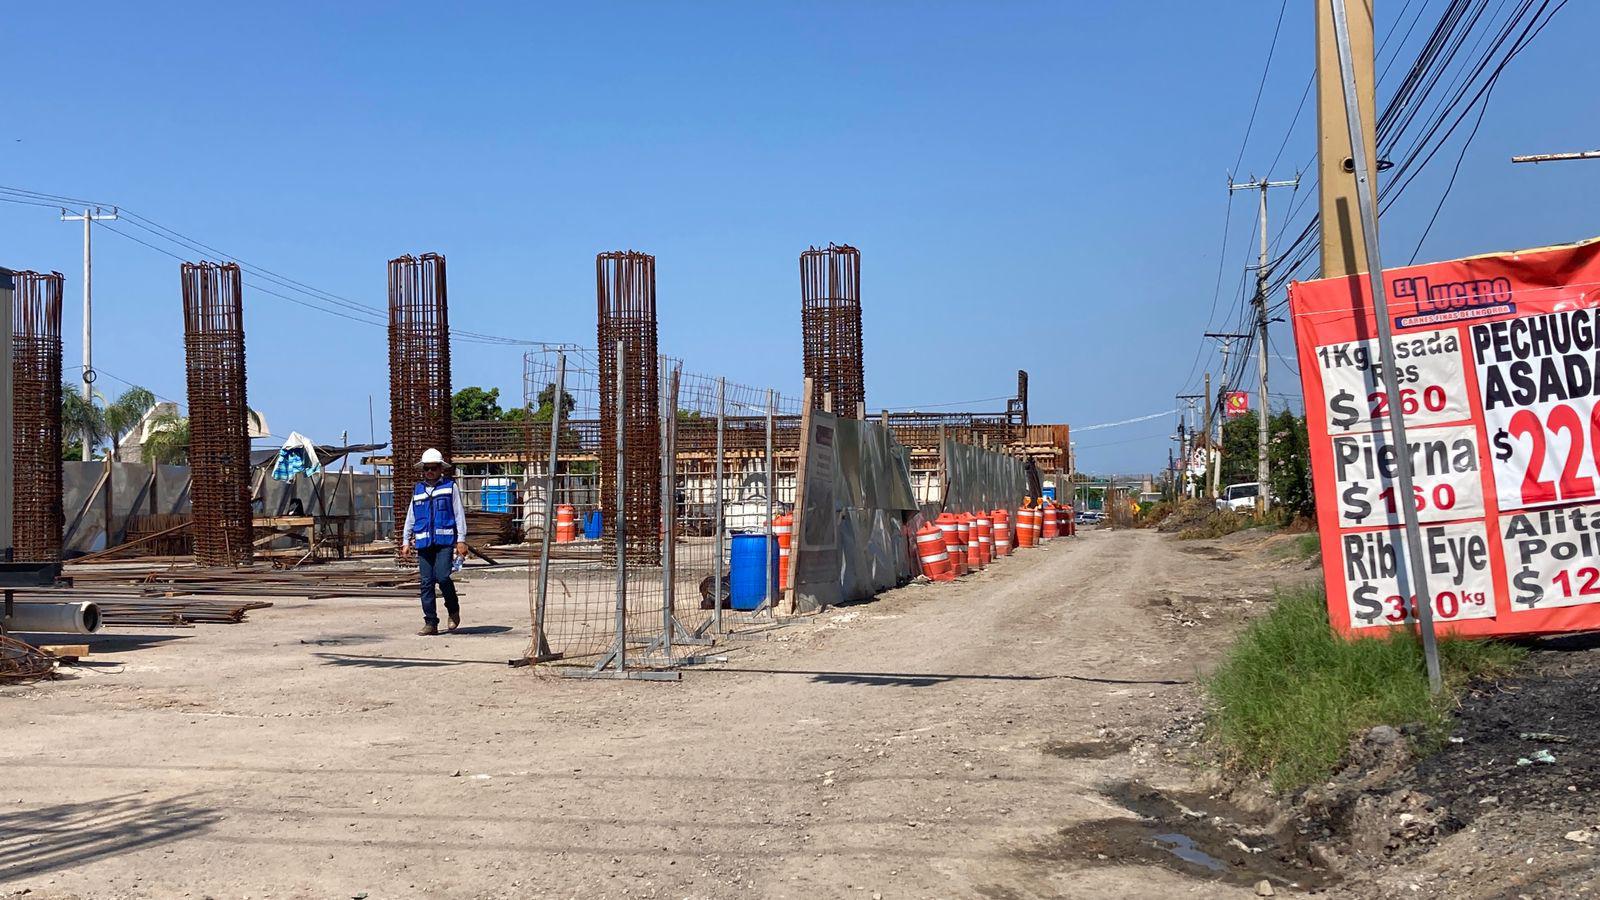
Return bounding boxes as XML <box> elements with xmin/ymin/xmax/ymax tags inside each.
<box><xmin>61</xmin><ymin>384</ymin><xmax>103</xmax><ymax>458</ymax></box>
<box><xmin>59</xmin><ymin>383</ymin><xmax>157</xmax><ymax>459</ymax></box>
<box><xmin>140</xmin><ymin>407</ymin><xmax>191</xmax><ymax>465</ymax></box>
<box><xmin>101</xmin><ymin>387</ymin><xmax>157</xmax><ymax>459</ymax></box>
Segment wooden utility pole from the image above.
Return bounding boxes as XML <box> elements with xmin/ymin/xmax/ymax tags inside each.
<box><xmin>1317</xmin><ymin>0</ymin><xmax>1377</xmax><ymax>278</ymax></box>
<box><xmin>1202</xmin><ymin>373</ymin><xmax>1213</xmax><ymax>499</ymax></box>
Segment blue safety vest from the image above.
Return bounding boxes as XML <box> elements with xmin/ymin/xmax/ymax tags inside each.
<box><xmin>411</xmin><ymin>478</ymin><xmax>459</xmax><ymax>550</ymax></box>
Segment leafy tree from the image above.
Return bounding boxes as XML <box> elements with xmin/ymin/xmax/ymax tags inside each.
<box><xmin>1219</xmin><ymin>410</ymin><xmax>1259</xmax><ymax>486</ymax></box>
<box><xmin>531</xmin><ymin>382</ymin><xmax>577</xmax><ymax>424</ymax></box>
<box><xmin>61</xmin><ymin>384</ymin><xmax>102</xmax><ymax>456</ymax></box>
<box><xmin>1268</xmin><ymin>410</ymin><xmax>1315</xmax><ymax>519</ymax></box>
<box><xmin>452</xmin><ymin>386</ymin><xmax>504</xmax><ymax>422</ymax></box>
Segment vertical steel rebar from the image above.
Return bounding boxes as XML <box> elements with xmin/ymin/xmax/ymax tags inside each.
<box><xmin>181</xmin><ymin>262</ymin><xmax>252</xmax><ymax>566</ymax></box>
<box><xmin>713</xmin><ymin>376</ymin><xmax>726</xmax><ymax>634</ymax></box>
<box><xmin>387</xmin><ymin>254</ymin><xmax>452</xmax><ymax>544</ymax></box>
<box><xmin>597</xmin><ymin>250</ymin><xmax>661</xmax><ymax>565</ymax></box>
<box><xmin>800</xmin><ymin>244</ymin><xmax>865</xmax><ymax>416</ymax></box>
<box><xmin>533</xmin><ymin>353</ymin><xmax>565</xmax><ymax>659</ymax></box>
<box><xmin>10</xmin><ymin>271</ymin><xmax>63</xmax><ymax>563</ymax></box>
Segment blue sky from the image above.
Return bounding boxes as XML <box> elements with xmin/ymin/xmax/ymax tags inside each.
<box><xmin>3</xmin><ymin>2</ymin><xmax>1596</xmax><ymax>473</ymax></box>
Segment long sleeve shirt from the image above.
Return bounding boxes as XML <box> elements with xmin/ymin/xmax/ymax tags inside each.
<box><xmin>401</xmin><ymin>480</ymin><xmax>468</xmax><ymax>549</ymax></box>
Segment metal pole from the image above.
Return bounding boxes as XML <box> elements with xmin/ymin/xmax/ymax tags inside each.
<box><xmin>763</xmin><ymin>388</ymin><xmax>775</xmax><ymax>612</ymax></box>
<box><xmin>613</xmin><ymin>339</ymin><xmax>627</xmax><ymax>673</ymax></box>
<box><xmin>1332</xmin><ymin>0</ymin><xmax>1443</xmax><ymax>694</ymax></box>
<box><xmin>713</xmin><ymin>377</ymin><xmax>726</xmax><ymax>634</ymax></box>
<box><xmin>533</xmin><ymin>353</ymin><xmax>565</xmax><ymax>660</ymax></box>
<box><xmin>660</xmin><ymin>358</ymin><xmax>675</xmax><ymax>658</ymax></box>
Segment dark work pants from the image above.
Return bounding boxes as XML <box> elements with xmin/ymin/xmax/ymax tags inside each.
<box><xmin>417</xmin><ymin>545</ymin><xmax>461</xmax><ymax>626</ymax></box>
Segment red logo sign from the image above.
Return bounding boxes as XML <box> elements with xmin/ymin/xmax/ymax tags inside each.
<box><xmin>1224</xmin><ymin>392</ymin><xmax>1250</xmax><ymax>418</ymax></box>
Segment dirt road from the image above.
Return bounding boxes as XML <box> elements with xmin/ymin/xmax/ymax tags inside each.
<box><xmin>2</xmin><ymin>528</ymin><xmax>1308</xmax><ymax>899</ymax></box>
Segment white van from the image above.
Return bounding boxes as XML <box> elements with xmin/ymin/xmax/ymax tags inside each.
<box><xmin>1217</xmin><ymin>482</ymin><xmax>1262</xmax><ymax>512</ymax></box>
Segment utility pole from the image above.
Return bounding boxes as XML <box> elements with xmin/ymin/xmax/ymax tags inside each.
<box><xmin>1176</xmin><ymin>394</ymin><xmax>1202</xmax><ymax>498</ymax></box>
<box><xmin>60</xmin><ymin>205</ymin><xmax>118</xmax><ymax>461</ymax></box>
<box><xmin>1202</xmin><ymin>373</ymin><xmax>1212</xmax><ymax>498</ymax></box>
<box><xmin>1329</xmin><ymin>0</ymin><xmax>1442</xmax><ymax>695</ymax></box>
<box><xmin>1230</xmin><ymin>177</ymin><xmax>1298</xmax><ymax>514</ymax></box>
<box><xmin>1205</xmin><ymin>331</ymin><xmax>1250</xmax><ymax>499</ymax></box>
<box><xmin>1318</xmin><ymin>0</ymin><xmax>1376</xmax><ymax>278</ymax></box>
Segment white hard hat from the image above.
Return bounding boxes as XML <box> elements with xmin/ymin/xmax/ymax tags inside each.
<box><xmin>418</xmin><ymin>448</ymin><xmax>447</xmax><ymax>466</ymax></box>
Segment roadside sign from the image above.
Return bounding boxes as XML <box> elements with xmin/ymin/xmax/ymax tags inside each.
<box><xmin>1223</xmin><ymin>391</ymin><xmax>1250</xmax><ymax>418</ymax></box>
<box><xmin>1289</xmin><ymin>236</ymin><xmax>1600</xmax><ymax>638</ymax></box>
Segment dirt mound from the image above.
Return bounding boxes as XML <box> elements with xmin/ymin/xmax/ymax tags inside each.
<box><xmin>1155</xmin><ymin>498</ymin><xmax>1217</xmax><ymax>533</ymax></box>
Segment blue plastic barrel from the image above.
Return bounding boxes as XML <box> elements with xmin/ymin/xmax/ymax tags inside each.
<box><xmin>582</xmin><ymin>510</ymin><xmax>603</xmax><ymax>540</ymax></box>
<box><xmin>729</xmin><ymin>533</ymin><xmax>777</xmax><ymax>610</ymax></box>
<box><xmin>483</xmin><ymin>480</ymin><xmax>512</xmax><ymax>513</ymax></box>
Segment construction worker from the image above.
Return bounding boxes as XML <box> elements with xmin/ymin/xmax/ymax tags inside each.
<box><xmin>399</xmin><ymin>448</ymin><xmax>468</xmax><ymax>635</ymax></box>
<box><xmin>1023</xmin><ymin>456</ymin><xmax>1044</xmax><ymax>506</ymax></box>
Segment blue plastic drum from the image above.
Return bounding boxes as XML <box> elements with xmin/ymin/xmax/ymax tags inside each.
<box><xmin>729</xmin><ymin>533</ymin><xmax>777</xmax><ymax>610</ymax></box>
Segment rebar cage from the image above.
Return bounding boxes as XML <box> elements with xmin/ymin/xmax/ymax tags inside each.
<box><xmin>387</xmin><ymin>253</ymin><xmax>453</xmax><ymax>537</ymax></box>
<box><xmin>596</xmin><ymin>251</ymin><xmax>661</xmax><ymax>565</ymax></box>
<box><xmin>800</xmin><ymin>243</ymin><xmax>864</xmax><ymax>416</ymax></box>
<box><xmin>11</xmin><ymin>271</ymin><xmax>63</xmax><ymax>562</ymax></box>
<box><xmin>181</xmin><ymin>262</ymin><xmax>253</xmax><ymax>566</ymax></box>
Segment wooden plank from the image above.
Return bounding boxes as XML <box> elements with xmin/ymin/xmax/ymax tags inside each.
<box><xmin>784</xmin><ymin>377</ymin><xmax>815</xmax><ymax>614</ymax></box>
<box><xmin>38</xmin><ymin>644</ymin><xmax>89</xmax><ymax>660</ymax></box>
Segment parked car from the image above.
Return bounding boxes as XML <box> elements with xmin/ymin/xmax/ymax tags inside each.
<box><xmin>1216</xmin><ymin>482</ymin><xmax>1263</xmax><ymax>512</ymax></box>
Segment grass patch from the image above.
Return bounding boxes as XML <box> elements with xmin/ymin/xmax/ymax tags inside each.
<box><xmin>1270</xmin><ymin>533</ymin><xmax>1321</xmax><ymax>561</ymax></box>
<box><xmin>1206</xmin><ymin>583</ymin><xmax>1525</xmax><ymax>790</ymax></box>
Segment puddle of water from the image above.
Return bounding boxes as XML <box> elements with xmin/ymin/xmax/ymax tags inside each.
<box><xmin>1017</xmin><ymin>781</ymin><xmax>1334</xmax><ymax>890</ymax></box>
<box><xmin>1153</xmin><ymin>832</ymin><xmax>1224</xmax><ymax>872</ymax></box>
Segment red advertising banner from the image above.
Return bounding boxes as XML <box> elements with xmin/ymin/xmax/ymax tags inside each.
<box><xmin>1289</xmin><ymin>236</ymin><xmax>1600</xmax><ymax>638</ymax></box>
<box><xmin>1224</xmin><ymin>391</ymin><xmax>1250</xmax><ymax>418</ymax></box>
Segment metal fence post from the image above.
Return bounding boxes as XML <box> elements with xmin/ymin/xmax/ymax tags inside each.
<box><xmin>714</xmin><ymin>377</ymin><xmax>726</xmax><ymax>634</ymax></box>
<box><xmin>764</xmin><ymin>388</ymin><xmax>776</xmax><ymax>612</ymax></box>
<box><xmin>532</xmin><ymin>352</ymin><xmax>565</xmax><ymax>661</ymax></box>
<box><xmin>660</xmin><ymin>357</ymin><xmax>675</xmax><ymax>659</ymax></box>
<box><xmin>613</xmin><ymin>339</ymin><xmax>628</xmax><ymax>673</ymax></box>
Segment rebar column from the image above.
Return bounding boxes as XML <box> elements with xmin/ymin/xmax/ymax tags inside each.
<box><xmin>11</xmin><ymin>271</ymin><xmax>63</xmax><ymax>563</ymax></box>
<box><xmin>800</xmin><ymin>243</ymin><xmax>864</xmax><ymax>416</ymax></box>
<box><xmin>182</xmin><ymin>262</ymin><xmax>253</xmax><ymax>566</ymax></box>
<box><xmin>387</xmin><ymin>254</ymin><xmax>453</xmax><ymax>540</ymax></box>
<box><xmin>596</xmin><ymin>250</ymin><xmax>661</xmax><ymax>565</ymax></box>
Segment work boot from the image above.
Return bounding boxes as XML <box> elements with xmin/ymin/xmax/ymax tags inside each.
<box><xmin>416</xmin><ymin>624</ymin><xmax>438</xmax><ymax>636</ymax></box>
<box><xmin>447</xmin><ymin>612</ymin><xmax>460</xmax><ymax>633</ymax></box>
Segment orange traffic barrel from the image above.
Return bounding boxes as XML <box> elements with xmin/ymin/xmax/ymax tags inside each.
<box><xmin>1063</xmin><ymin>503</ymin><xmax>1076</xmax><ymax>536</ymax></box>
<box><xmin>774</xmin><ymin>514</ymin><xmax>793</xmax><ymax>590</ymax></box>
<box><xmin>915</xmin><ymin>523</ymin><xmax>955</xmax><ymax>582</ymax></box>
<box><xmin>1042</xmin><ymin>502</ymin><xmax>1060</xmax><ymax>540</ymax></box>
<box><xmin>975</xmin><ymin>513</ymin><xmax>994</xmax><ymax>566</ymax></box>
<box><xmin>962</xmin><ymin>513</ymin><xmax>984</xmax><ymax>570</ymax></box>
<box><xmin>938</xmin><ymin>512</ymin><xmax>966</xmax><ymax>575</ymax></box>
<box><xmin>1015</xmin><ymin>506</ymin><xmax>1037</xmax><ymax>548</ymax></box>
<box><xmin>555</xmin><ymin>504</ymin><xmax>577</xmax><ymax>543</ymax></box>
<box><xmin>992</xmin><ymin>508</ymin><xmax>1011</xmax><ymax>556</ymax></box>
